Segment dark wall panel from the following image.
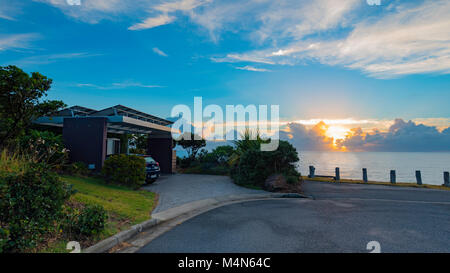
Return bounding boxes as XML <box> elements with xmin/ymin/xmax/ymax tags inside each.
<box><xmin>63</xmin><ymin>117</ymin><xmax>107</xmax><ymax>171</ymax></box>
<box><xmin>147</xmin><ymin>137</ymin><xmax>173</xmax><ymax>174</ymax></box>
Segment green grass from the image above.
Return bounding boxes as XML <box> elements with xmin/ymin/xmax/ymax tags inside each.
<box><xmin>304</xmin><ymin>176</ymin><xmax>450</xmax><ymax>191</ymax></box>
<box><xmin>40</xmin><ymin>175</ymin><xmax>157</xmax><ymax>253</ymax></box>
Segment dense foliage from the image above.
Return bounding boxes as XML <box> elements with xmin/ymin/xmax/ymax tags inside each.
<box><xmin>177</xmin><ymin>130</ymin><xmax>301</xmax><ymax>189</ymax></box>
<box><xmin>178</xmin><ymin>145</ymin><xmax>235</xmax><ymax>176</ymax></box>
<box><xmin>231</xmin><ymin>140</ymin><xmax>301</xmax><ymax>187</ymax></box>
<box><xmin>102</xmin><ymin>154</ymin><xmax>146</xmax><ymax>189</ymax></box>
<box><xmin>64</xmin><ymin>162</ymin><xmax>91</xmax><ymax>176</ymax></box>
<box><xmin>18</xmin><ymin>130</ymin><xmax>68</xmax><ymax>167</ymax></box>
<box><xmin>0</xmin><ymin>65</ymin><xmax>65</xmax><ymax>148</ymax></box>
<box><xmin>0</xmin><ymin>163</ymin><xmax>75</xmax><ymax>252</ymax></box>
<box><xmin>62</xmin><ymin>204</ymin><xmax>107</xmax><ymax>239</ymax></box>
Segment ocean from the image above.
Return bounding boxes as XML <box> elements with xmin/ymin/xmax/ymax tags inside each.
<box><xmin>297</xmin><ymin>151</ymin><xmax>450</xmax><ymax>186</ymax></box>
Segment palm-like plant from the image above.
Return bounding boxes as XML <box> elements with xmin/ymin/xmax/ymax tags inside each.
<box><xmin>228</xmin><ymin>129</ymin><xmax>269</xmax><ymax>166</ymax></box>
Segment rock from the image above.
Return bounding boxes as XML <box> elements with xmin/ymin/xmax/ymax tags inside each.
<box><xmin>264</xmin><ymin>174</ymin><xmax>303</xmax><ymax>193</ymax></box>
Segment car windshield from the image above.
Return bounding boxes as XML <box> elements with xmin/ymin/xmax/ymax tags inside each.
<box><xmin>145</xmin><ymin>157</ymin><xmax>156</xmax><ymax>163</ymax></box>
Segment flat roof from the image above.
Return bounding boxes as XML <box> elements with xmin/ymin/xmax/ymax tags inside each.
<box><xmin>35</xmin><ymin>105</ymin><xmax>174</xmax><ymax>135</ymax></box>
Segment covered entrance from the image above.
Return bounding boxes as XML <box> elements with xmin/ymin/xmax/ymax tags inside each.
<box><xmin>34</xmin><ymin>105</ymin><xmax>176</xmax><ymax>173</ymax></box>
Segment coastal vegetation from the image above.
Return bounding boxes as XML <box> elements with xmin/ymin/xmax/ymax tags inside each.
<box><xmin>176</xmin><ymin>130</ymin><xmax>303</xmax><ymax>191</ymax></box>
<box><xmin>0</xmin><ymin>66</ymin><xmax>157</xmax><ymax>253</ymax></box>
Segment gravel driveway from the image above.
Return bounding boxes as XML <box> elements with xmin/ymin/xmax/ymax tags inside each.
<box><xmin>143</xmin><ymin>174</ymin><xmax>265</xmax><ymax>213</ymax></box>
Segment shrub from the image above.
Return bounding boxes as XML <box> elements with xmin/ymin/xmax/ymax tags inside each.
<box><xmin>64</xmin><ymin>162</ymin><xmax>90</xmax><ymax>176</ymax></box>
<box><xmin>102</xmin><ymin>154</ymin><xmax>146</xmax><ymax>189</ymax></box>
<box><xmin>0</xmin><ymin>163</ymin><xmax>75</xmax><ymax>252</ymax></box>
<box><xmin>0</xmin><ymin>150</ymin><xmax>31</xmax><ymax>178</ymax></box>
<box><xmin>0</xmin><ymin>227</ymin><xmax>9</xmax><ymax>253</ymax></box>
<box><xmin>18</xmin><ymin>130</ymin><xmax>68</xmax><ymax>168</ymax></box>
<box><xmin>62</xmin><ymin>203</ymin><xmax>107</xmax><ymax>239</ymax></box>
<box><xmin>76</xmin><ymin>205</ymin><xmax>107</xmax><ymax>236</ymax></box>
<box><xmin>231</xmin><ymin>140</ymin><xmax>300</xmax><ymax>187</ymax></box>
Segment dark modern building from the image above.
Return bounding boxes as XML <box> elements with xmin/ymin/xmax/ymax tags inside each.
<box><xmin>34</xmin><ymin>105</ymin><xmax>176</xmax><ymax>173</ymax></box>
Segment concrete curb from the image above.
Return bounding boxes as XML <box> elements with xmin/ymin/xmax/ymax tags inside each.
<box><xmin>83</xmin><ymin>192</ymin><xmax>308</xmax><ymax>253</ymax></box>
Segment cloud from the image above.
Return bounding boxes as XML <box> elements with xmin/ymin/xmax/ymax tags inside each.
<box><xmin>129</xmin><ymin>14</ymin><xmax>175</xmax><ymax>30</ymax></box>
<box><xmin>8</xmin><ymin>52</ymin><xmax>100</xmax><ymax>66</ymax></box>
<box><xmin>218</xmin><ymin>0</ymin><xmax>450</xmax><ymax>78</ymax></box>
<box><xmin>280</xmin><ymin>122</ymin><xmax>335</xmax><ymax>151</ymax></box>
<box><xmin>129</xmin><ymin>0</ymin><xmax>210</xmax><ymax>30</ymax></box>
<box><xmin>152</xmin><ymin>47</ymin><xmax>168</xmax><ymax>57</ymax></box>
<box><xmin>35</xmin><ymin>0</ymin><xmax>450</xmax><ymax>77</ymax></box>
<box><xmin>280</xmin><ymin>119</ymin><xmax>450</xmax><ymax>152</ymax></box>
<box><xmin>35</xmin><ymin>0</ymin><xmax>132</xmax><ymax>23</ymax></box>
<box><xmin>336</xmin><ymin>119</ymin><xmax>450</xmax><ymax>152</ymax></box>
<box><xmin>0</xmin><ymin>33</ymin><xmax>39</xmax><ymax>51</ymax></box>
<box><xmin>0</xmin><ymin>0</ymin><xmax>23</xmax><ymax>20</ymax></box>
<box><xmin>235</xmin><ymin>65</ymin><xmax>270</xmax><ymax>72</ymax></box>
<box><xmin>76</xmin><ymin>81</ymin><xmax>164</xmax><ymax>90</ymax></box>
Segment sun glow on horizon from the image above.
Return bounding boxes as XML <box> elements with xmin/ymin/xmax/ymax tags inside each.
<box><xmin>325</xmin><ymin>125</ymin><xmax>350</xmax><ymax>147</ymax></box>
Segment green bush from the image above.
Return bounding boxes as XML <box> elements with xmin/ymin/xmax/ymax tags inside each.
<box><xmin>64</xmin><ymin>162</ymin><xmax>90</xmax><ymax>176</ymax></box>
<box><xmin>0</xmin><ymin>227</ymin><xmax>9</xmax><ymax>253</ymax></box>
<box><xmin>76</xmin><ymin>205</ymin><xmax>107</xmax><ymax>236</ymax></box>
<box><xmin>102</xmin><ymin>154</ymin><xmax>146</xmax><ymax>189</ymax></box>
<box><xmin>231</xmin><ymin>140</ymin><xmax>300</xmax><ymax>187</ymax></box>
<box><xmin>0</xmin><ymin>163</ymin><xmax>75</xmax><ymax>252</ymax></box>
<box><xmin>62</xmin><ymin>204</ymin><xmax>107</xmax><ymax>239</ymax></box>
<box><xmin>18</xmin><ymin>130</ymin><xmax>68</xmax><ymax>168</ymax></box>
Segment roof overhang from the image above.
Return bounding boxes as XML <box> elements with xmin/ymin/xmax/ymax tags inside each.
<box><xmin>34</xmin><ymin>115</ymin><xmax>173</xmax><ymax>135</ymax></box>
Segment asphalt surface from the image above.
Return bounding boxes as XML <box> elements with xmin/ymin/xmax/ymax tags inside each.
<box><xmin>139</xmin><ymin>181</ymin><xmax>450</xmax><ymax>253</ymax></box>
<box><xmin>143</xmin><ymin>174</ymin><xmax>264</xmax><ymax>213</ymax></box>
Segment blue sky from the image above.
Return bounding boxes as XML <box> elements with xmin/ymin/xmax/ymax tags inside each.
<box><xmin>1</xmin><ymin>0</ymin><xmax>450</xmax><ymax>151</ymax></box>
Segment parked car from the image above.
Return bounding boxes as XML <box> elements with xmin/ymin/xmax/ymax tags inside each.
<box><xmin>143</xmin><ymin>155</ymin><xmax>161</xmax><ymax>183</ymax></box>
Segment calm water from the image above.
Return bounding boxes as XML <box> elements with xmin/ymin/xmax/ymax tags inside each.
<box><xmin>297</xmin><ymin>151</ymin><xmax>450</xmax><ymax>186</ymax></box>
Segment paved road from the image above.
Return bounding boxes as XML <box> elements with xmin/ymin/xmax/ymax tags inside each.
<box><xmin>139</xmin><ymin>181</ymin><xmax>450</xmax><ymax>253</ymax></box>
<box><xmin>143</xmin><ymin>174</ymin><xmax>264</xmax><ymax>213</ymax></box>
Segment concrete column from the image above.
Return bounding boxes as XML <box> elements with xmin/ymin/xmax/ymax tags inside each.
<box><xmin>390</xmin><ymin>170</ymin><xmax>396</xmax><ymax>184</ymax></box>
<box><xmin>63</xmin><ymin>117</ymin><xmax>107</xmax><ymax>171</ymax></box>
<box><xmin>335</xmin><ymin>167</ymin><xmax>340</xmax><ymax>182</ymax></box>
<box><xmin>362</xmin><ymin>168</ymin><xmax>368</xmax><ymax>183</ymax></box>
<box><xmin>147</xmin><ymin>132</ymin><xmax>174</xmax><ymax>174</ymax></box>
<box><xmin>415</xmin><ymin>170</ymin><xmax>422</xmax><ymax>185</ymax></box>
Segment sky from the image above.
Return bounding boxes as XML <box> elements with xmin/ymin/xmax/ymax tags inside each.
<box><xmin>1</xmin><ymin>0</ymin><xmax>450</xmax><ymax>151</ymax></box>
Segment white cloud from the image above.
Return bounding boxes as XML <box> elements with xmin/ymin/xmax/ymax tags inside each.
<box><xmin>129</xmin><ymin>14</ymin><xmax>175</xmax><ymax>30</ymax></box>
<box><xmin>0</xmin><ymin>0</ymin><xmax>23</xmax><ymax>20</ymax></box>
<box><xmin>76</xmin><ymin>81</ymin><xmax>164</xmax><ymax>90</ymax></box>
<box><xmin>34</xmin><ymin>0</ymin><xmax>450</xmax><ymax>77</ymax></box>
<box><xmin>35</xmin><ymin>0</ymin><xmax>133</xmax><ymax>23</ymax></box>
<box><xmin>0</xmin><ymin>33</ymin><xmax>39</xmax><ymax>51</ymax></box>
<box><xmin>8</xmin><ymin>52</ymin><xmax>100</xmax><ymax>66</ymax></box>
<box><xmin>218</xmin><ymin>0</ymin><xmax>450</xmax><ymax>78</ymax></box>
<box><xmin>235</xmin><ymin>65</ymin><xmax>270</xmax><ymax>72</ymax></box>
<box><xmin>152</xmin><ymin>47</ymin><xmax>168</xmax><ymax>57</ymax></box>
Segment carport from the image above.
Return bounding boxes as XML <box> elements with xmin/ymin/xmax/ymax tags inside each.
<box><xmin>34</xmin><ymin>105</ymin><xmax>176</xmax><ymax>173</ymax></box>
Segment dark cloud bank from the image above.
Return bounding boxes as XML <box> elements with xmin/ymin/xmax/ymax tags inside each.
<box><xmin>281</xmin><ymin>119</ymin><xmax>450</xmax><ymax>152</ymax></box>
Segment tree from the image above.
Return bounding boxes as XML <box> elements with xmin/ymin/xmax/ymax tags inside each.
<box><xmin>0</xmin><ymin>66</ymin><xmax>66</xmax><ymax>148</ymax></box>
<box><xmin>129</xmin><ymin>134</ymin><xmax>148</xmax><ymax>154</ymax></box>
<box><xmin>211</xmin><ymin>145</ymin><xmax>235</xmax><ymax>165</ymax></box>
<box><xmin>175</xmin><ymin>132</ymin><xmax>206</xmax><ymax>159</ymax></box>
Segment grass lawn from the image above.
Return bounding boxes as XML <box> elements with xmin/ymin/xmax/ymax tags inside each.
<box><xmin>40</xmin><ymin>175</ymin><xmax>157</xmax><ymax>253</ymax></box>
<box><xmin>304</xmin><ymin>176</ymin><xmax>450</xmax><ymax>191</ymax></box>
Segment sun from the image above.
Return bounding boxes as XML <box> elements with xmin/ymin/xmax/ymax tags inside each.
<box><xmin>325</xmin><ymin>126</ymin><xmax>349</xmax><ymax>143</ymax></box>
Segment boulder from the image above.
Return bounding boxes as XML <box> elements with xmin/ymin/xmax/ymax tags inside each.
<box><xmin>264</xmin><ymin>174</ymin><xmax>303</xmax><ymax>193</ymax></box>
